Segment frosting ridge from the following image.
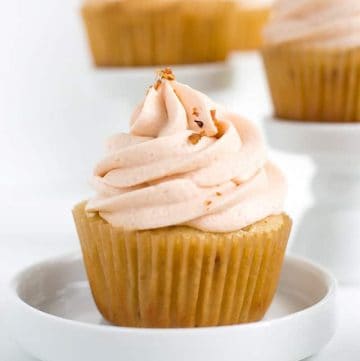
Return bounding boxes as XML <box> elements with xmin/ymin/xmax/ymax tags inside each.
<box><xmin>264</xmin><ymin>0</ymin><xmax>360</xmax><ymax>48</ymax></box>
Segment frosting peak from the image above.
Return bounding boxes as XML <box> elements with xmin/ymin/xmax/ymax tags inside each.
<box><xmin>87</xmin><ymin>69</ymin><xmax>286</xmax><ymax>232</ymax></box>
<box><xmin>130</xmin><ymin>69</ymin><xmax>222</xmax><ymax>138</ymax></box>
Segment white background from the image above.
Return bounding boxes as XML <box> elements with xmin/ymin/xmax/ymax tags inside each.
<box><xmin>0</xmin><ymin>1</ymin><xmax>359</xmax><ymax>360</ymax></box>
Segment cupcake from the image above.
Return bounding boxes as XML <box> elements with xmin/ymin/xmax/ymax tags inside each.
<box><xmin>73</xmin><ymin>68</ymin><xmax>291</xmax><ymax>328</ymax></box>
<box><xmin>81</xmin><ymin>0</ymin><xmax>236</xmax><ymax>67</ymax></box>
<box><xmin>232</xmin><ymin>0</ymin><xmax>273</xmax><ymax>51</ymax></box>
<box><xmin>262</xmin><ymin>0</ymin><xmax>360</xmax><ymax>122</ymax></box>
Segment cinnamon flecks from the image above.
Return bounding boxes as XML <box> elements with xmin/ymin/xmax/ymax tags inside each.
<box><xmin>192</xmin><ymin>107</ymin><xmax>200</xmax><ymax>117</ymax></box>
<box><xmin>232</xmin><ymin>179</ymin><xmax>241</xmax><ymax>186</ymax></box>
<box><xmin>158</xmin><ymin>67</ymin><xmax>176</xmax><ymax>81</ymax></box>
<box><xmin>216</xmin><ymin>192</ymin><xmax>222</xmax><ymax>196</ymax></box>
<box><xmin>215</xmin><ymin>122</ymin><xmax>226</xmax><ymax>139</ymax></box>
<box><xmin>154</xmin><ymin>79</ymin><xmax>162</xmax><ymax>90</ymax></box>
<box><xmin>188</xmin><ymin>133</ymin><xmax>202</xmax><ymax>145</ymax></box>
<box><xmin>211</xmin><ymin>109</ymin><xmax>226</xmax><ymax>139</ymax></box>
<box><xmin>154</xmin><ymin>68</ymin><xmax>176</xmax><ymax>90</ymax></box>
<box><xmin>194</xmin><ymin>120</ymin><xmax>204</xmax><ymax>128</ymax></box>
<box><xmin>205</xmin><ymin>200</ymin><xmax>212</xmax><ymax>206</ymax></box>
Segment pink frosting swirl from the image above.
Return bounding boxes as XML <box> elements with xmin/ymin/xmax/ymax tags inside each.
<box><xmin>86</xmin><ymin>71</ymin><xmax>286</xmax><ymax>232</ymax></box>
<box><xmin>264</xmin><ymin>0</ymin><xmax>360</xmax><ymax>48</ymax></box>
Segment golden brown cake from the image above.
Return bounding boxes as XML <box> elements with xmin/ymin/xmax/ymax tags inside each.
<box><xmin>231</xmin><ymin>1</ymin><xmax>272</xmax><ymax>50</ymax></box>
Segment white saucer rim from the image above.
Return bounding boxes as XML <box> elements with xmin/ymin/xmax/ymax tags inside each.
<box><xmin>6</xmin><ymin>252</ymin><xmax>337</xmax><ymax>335</ymax></box>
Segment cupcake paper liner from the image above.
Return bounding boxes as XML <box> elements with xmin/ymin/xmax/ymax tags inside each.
<box><xmin>82</xmin><ymin>1</ymin><xmax>183</xmax><ymax>67</ymax></box>
<box><xmin>232</xmin><ymin>7</ymin><xmax>270</xmax><ymax>51</ymax></box>
<box><xmin>180</xmin><ymin>0</ymin><xmax>236</xmax><ymax>64</ymax></box>
<box><xmin>73</xmin><ymin>202</ymin><xmax>291</xmax><ymax>328</ymax></box>
<box><xmin>262</xmin><ymin>45</ymin><xmax>360</xmax><ymax>122</ymax></box>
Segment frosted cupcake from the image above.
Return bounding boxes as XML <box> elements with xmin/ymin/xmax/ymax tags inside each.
<box><xmin>81</xmin><ymin>0</ymin><xmax>236</xmax><ymax>66</ymax></box>
<box><xmin>262</xmin><ymin>0</ymin><xmax>360</xmax><ymax>122</ymax></box>
<box><xmin>232</xmin><ymin>0</ymin><xmax>273</xmax><ymax>50</ymax></box>
<box><xmin>73</xmin><ymin>68</ymin><xmax>291</xmax><ymax>328</ymax></box>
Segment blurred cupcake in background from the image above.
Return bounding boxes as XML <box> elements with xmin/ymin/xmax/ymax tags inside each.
<box><xmin>231</xmin><ymin>0</ymin><xmax>274</xmax><ymax>51</ymax></box>
<box><xmin>262</xmin><ymin>0</ymin><xmax>360</xmax><ymax>123</ymax></box>
<box><xmin>180</xmin><ymin>0</ymin><xmax>236</xmax><ymax>63</ymax></box>
<box><xmin>73</xmin><ymin>68</ymin><xmax>292</xmax><ymax>328</ymax></box>
<box><xmin>82</xmin><ymin>0</ymin><xmax>236</xmax><ymax>67</ymax></box>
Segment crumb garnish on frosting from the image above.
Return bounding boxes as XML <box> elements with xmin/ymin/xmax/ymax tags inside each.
<box><xmin>153</xmin><ymin>68</ymin><xmax>175</xmax><ymax>90</ymax></box>
<box><xmin>153</xmin><ymin>80</ymin><xmax>161</xmax><ymax>90</ymax></box>
<box><xmin>158</xmin><ymin>67</ymin><xmax>176</xmax><ymax>81</ymax></box>
<box><xmin>192</xmin><ymin>107</ymin><xmax>200</xmax><ymax>117</ymax></box>
<box><xmin>188</xmin><ymin>133</ymin><xmax>203</xmax><ymax>145</ymax></box>
<box><xmin>194</xmin><ymin>120</ymin><xmax>204</xmax><ymax>128</ymax></box>
<box><xmin>211</xmin><ymin>109</ymin><xmax>226</xmax><ymax>139</ymax></box>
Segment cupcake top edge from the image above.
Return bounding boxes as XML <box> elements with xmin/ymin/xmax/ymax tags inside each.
<box><xmin>81</xmin><ymin>0</ymin><xmax>237</xmax><ymax>19</ymax></box>
<box><xmin>82</xmin><ymin>0</ymin><xmax>181</xmax><ymax>11</ymax></box>
<box><xmin>263</xmin><ymin>0</ymin><xmax>360</xmax><ymax>49</ymax></box>
<box><xmin>237</xmin><ymin>0</ymin><xmax>274</xmax><ymax>10</ymax></box>
<box><xmin>82</xmin><ymin>0</ymin><xmax>235</xmax><ymax>8</ymax></box>
<box><xmin>86</xmin><ymin>68</ymin><xmax>287</xmax><ymax>233</ymax></box>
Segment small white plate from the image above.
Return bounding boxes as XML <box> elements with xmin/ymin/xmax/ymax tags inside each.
<box><xmin>5</xmin><ymin>254</ymin><xmax>337</xmax><ymax>361</ymax></box>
